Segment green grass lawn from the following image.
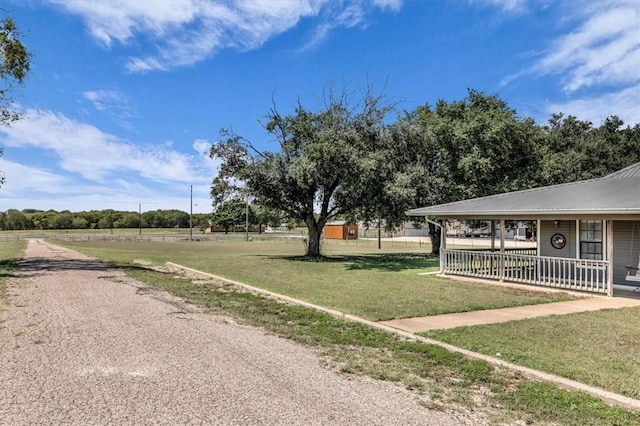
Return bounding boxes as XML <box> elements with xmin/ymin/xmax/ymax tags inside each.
<box><xmin>0</xmin><ymin>240</ymin><xmax>27</xmax><ymax>307</ymax></box>
<box><xmin>56</xmin><ymin>238</ymin><xmax>572</xmax><ymax>321</ymax></box>
<box><xmin>425</xmin><ymin>307</ymin><xmax>640</xmax><ymax>400</ymax></box>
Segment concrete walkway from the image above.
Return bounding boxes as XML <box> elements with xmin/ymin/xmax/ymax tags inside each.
<box><xmin>380</xmin><ymin>296</ymin><xmax>640</xmax><ymax>332</ymax></box>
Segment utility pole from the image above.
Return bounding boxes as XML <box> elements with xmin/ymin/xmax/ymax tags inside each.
<box><xmin>189</xmin><ymin>184</ymin><xmax>193</xmax><ymax>241</ymax></box>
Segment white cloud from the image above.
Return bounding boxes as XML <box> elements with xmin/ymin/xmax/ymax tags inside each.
<box><xmin>372</xmin><ymin>0</ymin><xmax>403</xmax><ymax>11</ymax></box>
<box><xmin>193</xmin><ymin>139</ymin><xmax>211</xmax><ymax>157</ymax></box>
<box><xmin>0</xmin><ymin>160</ymin><xmax>75</xmax><ymax>194</ymax></box>
<box><xmin>83</xmin><ymin>90</ymin><xmax>128</xmax><ymax>111</ymax></box>
<box><xmin>546</xmin><ymin>85</ymin><xmax>640</xmax><ymax>126</ymax></box>
<box><xmin>495</xmin><ymin>1</ymin><xmax>640</xmax><ymax>125</ymax></box>
<box><xmin>534</xmin><ymin>4</ymin><xmax>640</xmax><ymax>93</ymax></box>
<box><xmin>0</xmin><ymin>110</ymin><xmax>216</xmax><ymax>212</ymax></box>
<box><xmin>472</xmin><ymin>0</ymin><xmax>529</xmax><ymax>14</ymax></box>
<box><xmin>0</xmin><ymin>108</ymin><xmax>212</xmax><ymax>184</ymax></box>
<box><xmin>83</xmin><ymin>90</ymin><xmax>138</xmax><ymax>129</ymax></box>
<box><xmin>300</xmin><ymin>0</ymin><xmax>403</xmax><ymax>50</ymax></box>
<box><xmin>0</xmin><ymin>160</ymin><xmax>144</xmax><ymax>212</ymax></box>
<box><xmin>0</xmin><ymin>160</ymin><xmax>214</xmax><ymax>212</ymax></box>
<box><xmin>47</xmin><ymin>0</ymin><xmax>404</xmax><ymax>72</ymax></box>
<box><xmin>47</xmin><ymin>0</ymin><xmax>201</xmax><ymax>47</ymax></box>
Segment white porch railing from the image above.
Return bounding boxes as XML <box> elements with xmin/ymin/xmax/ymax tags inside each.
<box><xmin>442</xmin><ymin>249</ymin><xmax>609</xmax><ymax>294</ymax></box>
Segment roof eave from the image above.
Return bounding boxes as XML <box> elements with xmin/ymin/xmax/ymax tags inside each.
<box><xmin>406</xmin><ymin>209</ymin><xmax>640</xmax><ymax>220</ymax></box>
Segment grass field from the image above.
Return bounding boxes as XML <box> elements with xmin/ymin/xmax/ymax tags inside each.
<box><xmin>0</xmin><ymin>240</ymin><xmax>27</xmax><ymax>307</ymax></box>
<box><xmin>425</xmin><ymin>307</ymin><xmax>640</xmax><ymax>400</ymax></box>
<box><xmin>56</xmin><ymin>238</ymin><xmax>573</xmax><ymax>321</ymax></box>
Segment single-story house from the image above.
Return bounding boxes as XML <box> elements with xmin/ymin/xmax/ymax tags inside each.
<box><xmin>406</xmin><ymin>161</ymin><xmax>640</xmax><ymax>297</ymax></box>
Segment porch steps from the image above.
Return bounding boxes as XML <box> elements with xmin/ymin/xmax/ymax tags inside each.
<box><xmin>380</xmin><ymin>297</ymin><xmax>640</xmax><ymax>333</ymax></box>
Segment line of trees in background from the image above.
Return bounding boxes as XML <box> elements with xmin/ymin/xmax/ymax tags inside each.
<box><xmin>0</xmin><ymin>209</ymin><xmax>209</xmax><ymax>231</ymax></box>
<box><xmin>209</xmin><ymin>198</ymin><xmax>286</xmax><ymax>234</ymax></box>
<box><xmin>210</xmin><ymin>88</ymin><xmax>640</xmax><ymax>258</ymax></box>
<box><xmin>0</xmin><ymin>206</ymin><xmax>291</xmax><ymax>233</ymax></box>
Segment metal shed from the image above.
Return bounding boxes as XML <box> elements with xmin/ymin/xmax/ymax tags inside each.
<box><xmin>324</xmin><ymin>221</ymin><xmax>358</xmax><ymax>240</ymax></box>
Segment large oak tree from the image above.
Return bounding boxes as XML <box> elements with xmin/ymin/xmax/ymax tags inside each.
<box><xmin>395</xmin><ymin>90</ymin><xmax>543</xmax><ymax>255</ymax></box>
<box><xmin>209</xmin><ymin>91</ymin><xmax>394</xmax><ymax>258</ymax></box>
<box><xmin>1</xmin><ymin>17</ymin><xmax>30</xmax><ymax>126</ymax></box>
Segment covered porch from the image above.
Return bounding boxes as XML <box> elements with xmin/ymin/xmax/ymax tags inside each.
<box><xmin>407</xmin><ymin>162</ymin><xmax>640</xmax><ymax>297</ymax></box>
<box><xmin>439</xmin><ymin>219</ymin><xmax>612</xmax><ymax>295</ymax></box>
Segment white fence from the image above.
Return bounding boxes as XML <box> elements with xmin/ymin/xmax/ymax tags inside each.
<box><xmin>443</xmin><ymin>249</ymin><xmax>609</xmax><ymax>294</ymax></box>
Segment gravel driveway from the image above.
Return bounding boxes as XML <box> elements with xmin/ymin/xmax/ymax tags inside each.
<box><xmin>0</xmin><ymin>239</ymin><xmax>462</xmax><ymax>425</ymax></box>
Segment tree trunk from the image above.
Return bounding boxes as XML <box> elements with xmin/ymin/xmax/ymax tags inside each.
<box><xmin>306</xmin><ymin>219</ymin><xmax>324</xmax><ymax>259</ymax></box>
<box><xmin>429</xmin><ymin>221</ymin><xmax>440</xmax><ymax>256</ymax></box>
<box><xmin>377</xmin><ymin>219</ymin><xmax>382</xmax><ymax>250</ymax></box>
<box><xmin>307</xmin><ymin>229</ymin><xmax>322</xmax><ymax>259</ymax></box>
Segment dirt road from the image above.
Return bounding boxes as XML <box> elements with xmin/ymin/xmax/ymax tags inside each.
<box><xmin>0</xmin><ymin>239</ymin><xmax>462</xmax><ymax>425</ymax></box>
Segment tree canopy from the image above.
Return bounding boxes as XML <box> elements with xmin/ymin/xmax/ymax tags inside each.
<box><xmin>210</xmin><ymin>197</ymin><xmax>249</xmax><ymax>234</ymax></box>
<box><xmin>210</xmin><ymin>90</ymin><xmax>395</xmax><ymax>258</ymax></box>
<box><xmin>209</xmin><ymin>88</ymin><xmax>640</xmax><ymax>257</ymax></box>
<box><xmin>0</xmin><ymin>17</ymin><xmax>31</xmax><ymax>127</ymax></box>
<box><xmin>385</xmin><ymin>90</ymin><xmax>545</xmax><ymax>252</ymax></box>
<box><xmin>0</xmin><ymin>16</ymin><xmax>31</xmax><ymax>189</ymax></box>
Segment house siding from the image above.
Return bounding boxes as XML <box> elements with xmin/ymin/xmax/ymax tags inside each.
<box><xmin>540</xmin><ymin>220</ymin><xmax>576</xmax><ymax>259</ymax></box>
<box><xmin>538</xmin><ymin>220</ymin><xmax>640</xmax><ymax>286</ymax></box>
<box><xmin>612</xmin><ymin>220</ymin><xmax>640</xmax><ymax>285</ymax></box>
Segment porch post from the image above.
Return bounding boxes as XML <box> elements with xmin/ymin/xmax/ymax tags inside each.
<box><xmin>536</xmin><ymin>220</ymin><xmax>541</xmax><ymax>256</ymax></box>
<box><xmin>499</xmin><ymin>219</ymin><xmax>505</xmax><ymax>281</ymax></box>
<box><xmin>536</xmin><ymin>219</ymin><xmax>541</xmax><ymax>283</ymax></box>
<box><xmin>489</xmin><ymin>220</ymin><xmax>496</xmax><ymax>275</ymax></box>
<box><xmin>490</xmin><ymin>220</ymin><xmax>496</xmax><ymax>252</ymax></box>
<box><xmin>607</xmin><ymin>220</ymin><xmax>614</xmax><ymax>297</ymax></box>
<box><xmin>440</xmin><ymin>219</ymin><xmax>446</xmax><ymax>274</ymax></box>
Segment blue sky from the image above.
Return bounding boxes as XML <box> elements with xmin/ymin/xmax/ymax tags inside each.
<box><xmin>1</xmin><ymin>0</ymin><xmax>639</xmax><ymax>214</ymax></box>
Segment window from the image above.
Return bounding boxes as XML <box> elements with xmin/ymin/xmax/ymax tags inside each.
<box><xmin>579</xmin><ymin>220</ymin><xmax>603</xmax><ymax>260</ymax></box>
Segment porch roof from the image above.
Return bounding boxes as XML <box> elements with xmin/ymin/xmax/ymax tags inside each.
<box><xmin>406</xmin><ymin>162</ymin><xmax>640</xmax><ymax>219</ymax></box>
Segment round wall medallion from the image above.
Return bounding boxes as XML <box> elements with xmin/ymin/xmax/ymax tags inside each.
<box><xmin>551</xmin><ymin>233</ymin><xmax>566</xmax><ymax>249</ymax></box>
